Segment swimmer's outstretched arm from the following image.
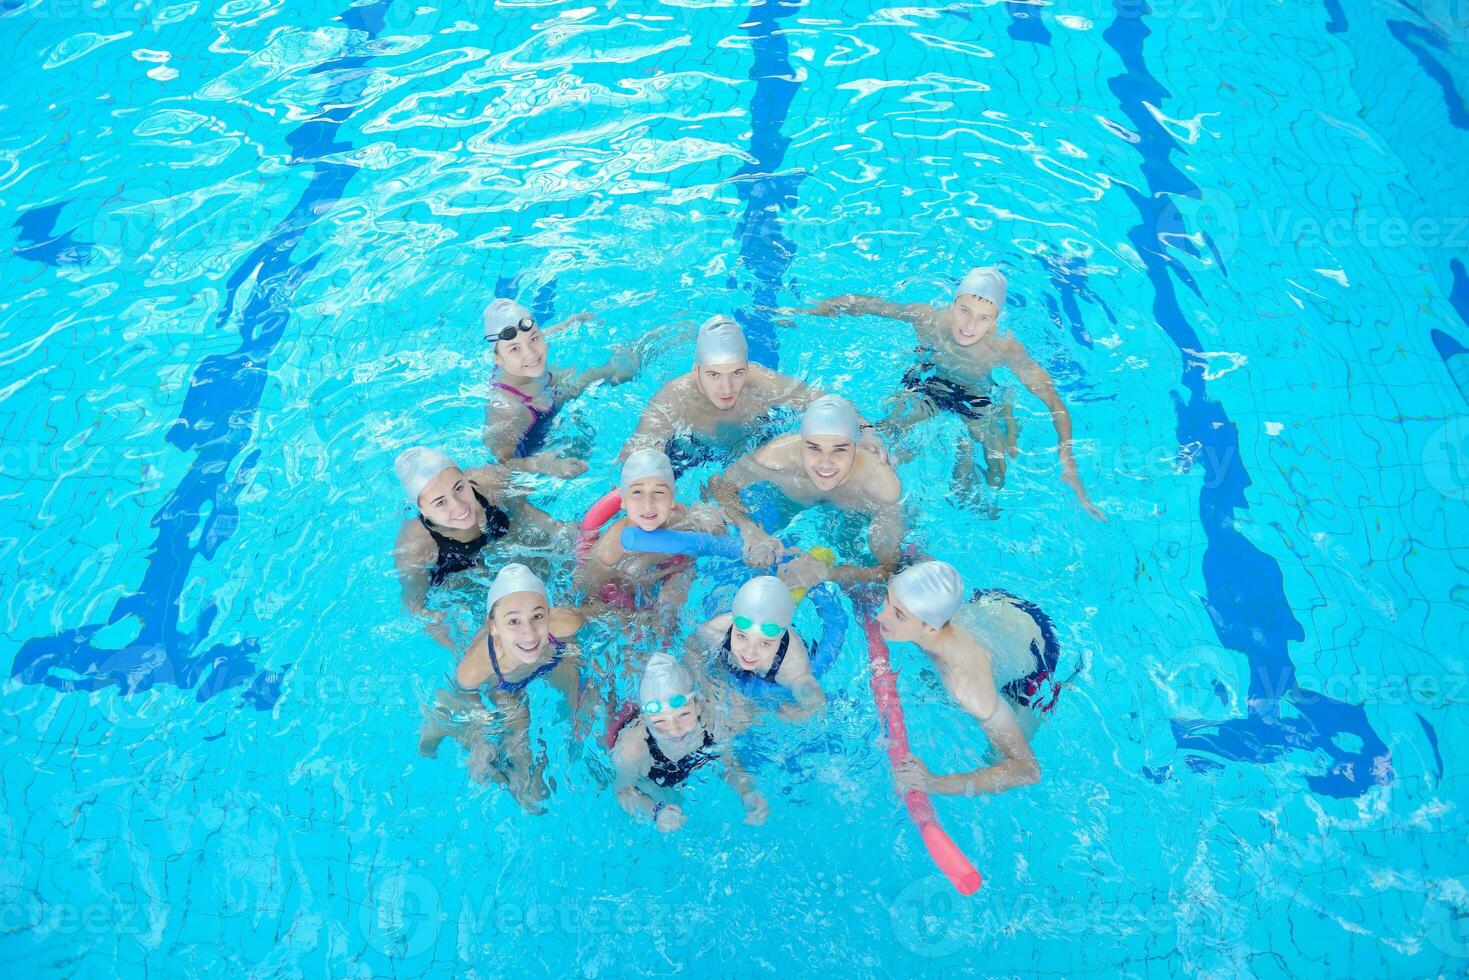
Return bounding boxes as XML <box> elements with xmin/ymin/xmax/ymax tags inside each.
<box><xmin>720</xmin><ymin>754</ymin><xmax>769</xmax><ymax>825</ymax></box>
<box><xmin>999</xmin><ymin>338</ymin><xmax>1106</xmax><ymax>522</ymax></box>
<box><xmin>394</xmin><ymin>525</ymin><xmax>455</xmax><ymax>652</ymax></box>
<box><xmin>706</xmin><ymin>453</ymin><xmax>786</xmax><ymax>566</ymax></box>
<box><xmin>776</xmin><ymin>660</ymin><xmax>825</xmax><ymax>723</ymax></box>
<box><xmin>794</xmin><ymin>295</ymin><xmax>941</xmax><ymax>342</ymax></box>
<box><xmin>620</xmin><ymin>383</ymin><xmax>683</xmax><ymax>460</ymax></box>
<box><xmin>897</xmin><ymin>694</ymin><xmax>1040</xmax><ymax>796</ymax></box>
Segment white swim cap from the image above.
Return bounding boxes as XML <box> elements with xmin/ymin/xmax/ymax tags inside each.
<box><xmin>956</xmin><ymin>267</ymin><xmax>1007</xmax><ymax>312</ymax></box>
<box><xmin>694</xmin><ymin>314</ymin><xmax>749</xmax><ymax>366</ymax></box>
<box><xmin>485</xmin><ymin>563</ymin><xmax>549</xmax><ymax>618</ymax></box>
<box><xmin>639</xmin><ymin>652</ymin><xmax>696</xmax><ymax>707</ymax></box>
<box><xmin>483</xmin><ymin>298</ymin><xmax>536</xmax><ymax>342</ymax></box>
<box><xmin>732</xmin><ymin>576</ymin><xmax>796</xmax><ymax>633</ymax></box>
<box><xmin>619</xmin><ymin>449</ymin><xmax>676</xmax><ymax>497</ymax></box>
<box><xmin>395</xmin><ymin>446</ymin><xmax>457</xmax><ymax>505</ymax></box>
<box><xmin>890</xmin><ymin>560</ymin><xmax>966</xmax><ymax>630</ymax></box>
<box><xmin>799</xmin><ymin>394</ymin><xmax>861</xmax><ymax>443</ymax></box>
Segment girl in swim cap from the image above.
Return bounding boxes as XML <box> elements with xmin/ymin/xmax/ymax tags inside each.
<box><xmin>692</xmin><ymin>575</ymin><xmax>825</xmax><ymax>723</ymax></box>
<box><xmin>392</xmin><ymin>446</ymin><xmax>570</xmax><ymax>650</ymax></box>
<box><xmin>420</xmin><ymin>564</ymin><xmax>588</xmax><ymax>813</ymax></box>
<box><xmin>482</xmin><ymin>298</ymin><xmax>647</xmax><ymax>478</ymax></box>
<box><xmin>610</xmin><ymin>653</ymin><xmax>768</xmax><ymax>832</ymax></box>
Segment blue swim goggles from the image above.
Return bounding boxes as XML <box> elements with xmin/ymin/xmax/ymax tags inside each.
<box><xmin>732</xmin><ymin>614</ymin><xmax>783</xmax><ymax>638</ymax></box>
<box><xmin>642</xmin><ymin>693</ymin><xmax>690</xmax><ymax>714</ymax></box>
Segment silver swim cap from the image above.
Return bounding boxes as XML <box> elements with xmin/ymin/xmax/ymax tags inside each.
<box><xmin>799</xmin><ymin>394</ymin><xmax>861</xmax><ymax>443</ymax></box>
<box><xmin>956</xmin><ymin>267</ymin><xmax>1007</xmax><ymax>312</ymax></box>
<box><xmin>486</xmin><ymin>563</ymin><xmax>549</xmax><ymax>618</ymax></box>
<box><xmin>619</xmin><ymin>449</ymin><xmax>676</xmax><ymax>497</ymax></box>
<box><xmin>731</xmin><ymin>576</ymin><xmax>795</xmax><ymax>633</ymax></box>
<box><xmin>483</xmin><ymin>298</ymin><xmax>535</xmax><ymax>342</ymax></box>
<box><xmin>395</xmin><ymin>446</ymin><xmax>457</xmax><ymax>505</ymax></box>
<box><xmin>639</xmin><ymin>652</ymin><xmax>696</xmax><ymax>707</ymax></box>
<box><xmin>890</xmin><ymin>560</ymin><xmax>965</xmax><ymax>630</ymax></box>
<box><xmin>694</xmin><ymin>314</ymin><xmax>749</xmax><ymax>366</ymax></box>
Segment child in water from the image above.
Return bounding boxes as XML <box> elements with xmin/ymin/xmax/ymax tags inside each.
<box><xmin>691</xmin><ymin>576</ymin><xmax>825</xmax><ymax>723</ymax></box>
<box><xmin>799</xmin><ymin>268</ymin><xmax>1105</xmax><ymax>520</ymax></box>
<box><xmin>612</xmin><ymin>653</ymin><xmax>768</xmax><ymax>832</ymax></box>
<box><xmin>419</xmin><ymin>564</ymin><xmax>586</xmax><ymax>812</ymax></box>
<box><xmin>577</xmin><ymin>449</ymin><xmax>725</xmax><ymax>637</ymax></box>
<box><xmin>874</xmin><ymin>560</ymin><xmax>1047</xmax><ymax>796</ymax></box>
<box><xmin>483</xmin><ymin>298</ymin><xmax>643</xmax><ymax>478</ymax></box>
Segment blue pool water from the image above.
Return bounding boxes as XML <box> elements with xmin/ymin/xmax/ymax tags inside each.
<box><xmin>3</xmin><ymin>0</ymin><xmax>1467</xmax><ymax>974</ymax></box>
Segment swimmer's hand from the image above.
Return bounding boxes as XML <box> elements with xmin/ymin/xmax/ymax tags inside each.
<box><xmin>893</xmin><ymin>754</ymin><xmax>935</xmax><ymax>794</ymax></box>
<box><xmin>1060</xmin><ymin>458</ymin><xmax>1107</xmax><ymax>522</ymax></box>
<box><xmin>741</xmin><ymin>791</ymin><xmax>769</xmax><ymax>826</ymax></box>
<box><xmin>655</xmin><ymin>803</ymin><xmax>687</xmax><ymax>832</ymax></box>
<box><xmin>741</xmin><ymin>528</ymin><xmax>786</xmax><ymax>567</ymax></box>
<box><xmin>777</xmin><ymin>553</ymin><xmax>831</xmax><ymax>591</ymax></box>
<box><xmin>534</xmin><ymin>455</ymin><xmax>589</xmax><ymax>479</ymax></box>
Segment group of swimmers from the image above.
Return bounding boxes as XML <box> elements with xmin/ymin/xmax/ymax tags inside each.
<box><xmin>398</xmin><ymin>268</ymin><xmax>1102</xmax><ymax>827</ymax></box>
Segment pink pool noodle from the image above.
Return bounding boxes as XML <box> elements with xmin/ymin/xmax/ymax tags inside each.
<box><xmin>864</xmin><ymin>617</ymin><xmax>982</xmax><ymax>895</ymax></box>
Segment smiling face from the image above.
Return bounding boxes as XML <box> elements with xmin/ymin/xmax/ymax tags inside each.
<box><xmin>416</xmin><ymin>467</ymin><xmax>478</xmax><ymax>529</ymax></box>
<box><xmin>729</xmin><ymin>623</ymin><xmax>784</xmax><ymax>673</ymax></box>
<box><xmin>648</xmin><ymin>702</ymin><xmax>700</xmax><ymax>741</ymax></box>
<box><xmin>494</xmin><ymin>326</ymin><xmax>548</xmax><ymax>378</ymax></box>
<box><xmin>949</xmin><ymin>294</ymin><xmax>998</xmax><ymax>347</ymax></box>
<box><xmin>800</xmin><ymin>435</ymin><xmax>857</xmax><ymax>491</ymax></box>
<box><xmin>692</xmin><ymin>362</ymin><xmax>749</xmax><ymax>411</ymax></box>
<box><xmin>624</xmin><ymin>477</ymin><xmax>674</xmax><ymax>531</ymax></box>
<box><xmin>875</xmin><ymin>587</ymin><xmax>934</xmax><ymax>644</ymax></box>
<box><xmin>489</xmin><ymin>591</ymin><xmax>552</xmax><ymax>666</ymax></box>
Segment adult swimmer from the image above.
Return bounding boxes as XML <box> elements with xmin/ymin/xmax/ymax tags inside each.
<box><xmin>708</xmin><ymin>395</ymin><xmax>904</xmax><ymax>590</ymax></box>
<box><xmin>797</xmin><ymin>268</ymin><xmax>1105</xmax><ymax>520</ymax></box>
<box><xmin>483</xmin><ymin>298</ymin><xmax>644</xmax><ymax>477</ymax></box>
<box><xmin>612</xmin><ymin>653</ymin><xmax>768</xmax><ymax>831</ymax></box>
<box><xmin>419</xmin><ymin>564</ymin><xmax>586</xmax><ymax>812</ymax></box>
<box><xmin>621</xmin><ymin>314</ymin><xmax>888</xmax><ymax>475</ymax></box>
<box><xmin>575</xmin><ymin>449</ymin><xmax>725</xmax><ymax>638</ymax></box>
<box><xmin>690</xmin><ymin>576</ymin><xmax>824</xmax><ymax>723</ymax></box>
<box><xmin>393</xmin><ymin>447</ymin><xmax>569</xmax><ymax>651</ymax></box>
<box><xmin>875</xmin><ymin>560</ymin><xmax>1048</xmax><ymax>796</ymax></box>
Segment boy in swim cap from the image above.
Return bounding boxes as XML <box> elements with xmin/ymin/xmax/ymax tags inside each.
<box><xmin>611</xmin><ymin>653</ymin><xmax>768</xmax><ymax>832</ymax></box>
<box><xmin>419</xmin><ymin>564</ymin><xmax>588</xmax><ymax>812</ymax></box>
<box><xmin>797</xmin><ymin>268</ymin><xmax>1105</xmax><ymax>520</ymax></box>
<box><xmin>692</xmin><ymin>575</ymin><xmax>825</xmax><ymax>723</ymax></box>
<box><xmin>708</xmin><ymin>395</ymin><xmax>905</xmax><ymax>589</ymax></box>
<box><xmin>392</xmin><ymin>446</ymin><xmax>570</xmax><ymax>650</ymax></box>
<box><xmin>620</xmin><ymin>313</ymin><xmax>887</xmax><ymax>475</ymax></box>
<box><xmin>576</xmin><ymin>449</ymin><xmax>726</xmax><ymax>637</ymax></box>
<box><xmin>483</xmin><ymin>298</ymin><xmax>645</xmax><ymax>478</ymax></box>
<box><xmin>874</xmin><ymin>560</ymin><xmax>1043</xmax><ymax>796</ymax></box>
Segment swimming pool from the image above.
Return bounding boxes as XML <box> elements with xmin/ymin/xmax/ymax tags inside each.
<box><xmin>3</xmin><ymin>0</ymin><xmax>1466</xmax><ymax>974</ymax></box>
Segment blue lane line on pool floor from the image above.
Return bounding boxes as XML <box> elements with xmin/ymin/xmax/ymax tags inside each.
<box><xmin>1386</xmin><ymin>19</ymin><xmax>1469</xmax><ymax>130</ymax></box>
<box><xmin>729</xmin><ymin>0</ymin><xmax>803</xmax><ymax>369</ymax></box>
<box><xmin>11</xmin><ymin>0</ymin><xmax>396</xmax><ymax>710</ymax></box>
<box><xmin>1431</xmin><ymin>258</ymin><xmax>1469</xmax><ymax>407</ymax></box>
<box><xmin>1101</xmin><ymin>1</ymin><xmax>1390</xmax><ymax>798</ymax></box>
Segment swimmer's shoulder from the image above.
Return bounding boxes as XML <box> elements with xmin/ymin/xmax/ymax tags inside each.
<box><xmin>594</xmin><ymin>517</ymin><xmax>630</xmax><ymax>564</ymax></box>
<box><xmin>699</xmin><ymin>614</ymin><xmax>732</xmax><ymax>645</ymax></box>
<box><xmin>455</xmin><ymin>631</ymin><xmax>493</xmax><ymax>689</ymax></box>
<box><xmin>612</xmin><ymin>718</ymin><xmax>650</xmax><ymax>766</ymax></box>
<box><xmin>550</xmin><ymin>606</ymin><xmax>583</xmax><ymax>638</ymax></box>
<box><xmin>754</xmin><ymin>433</ymin><xmax>801</xmax><ymax>470</ymax></box>
<box><xmin>857</xmin><ymin>453</ymin><xmax>902</xmax><ymax>504</ymax></box>
<box><xmin>394</xmin><ymin>518</ymin><xmax>436</xmax><ymax>566</ymax></box>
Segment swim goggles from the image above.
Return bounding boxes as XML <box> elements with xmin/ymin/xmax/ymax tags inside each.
<box><xmin>732</xmin><ymin>614</ymin><xmax>784</xmax><ymax>638</ymax></box>
<box><xmin>641</xmin><ymin>693</ymin><xmax>690</xmax><ymax>714</ymax></box>
<box><xmin>491</xmin><ymin>317</ymin><xmax>537</xmax><ymax>342</ymax></box>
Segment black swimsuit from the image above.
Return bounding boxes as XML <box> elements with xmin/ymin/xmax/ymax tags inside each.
<box><xmin>645</xmin><ymin>727</ymin><xmax>718</xmax><ymax>788</ymax></box>
<box><xmin>902</xmin><ymin>360</ymin><xmax>993</xmax><ymax>420</ymax></box>
<box><xmin>974</xmin><ymin>588</ymin><xmax>1063</xmax><ymax>713</ymax></box>
<box><xmin>421</xmin><ymin>486</ymin><xmax>511</xmax><ymax>585</ymax></box>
